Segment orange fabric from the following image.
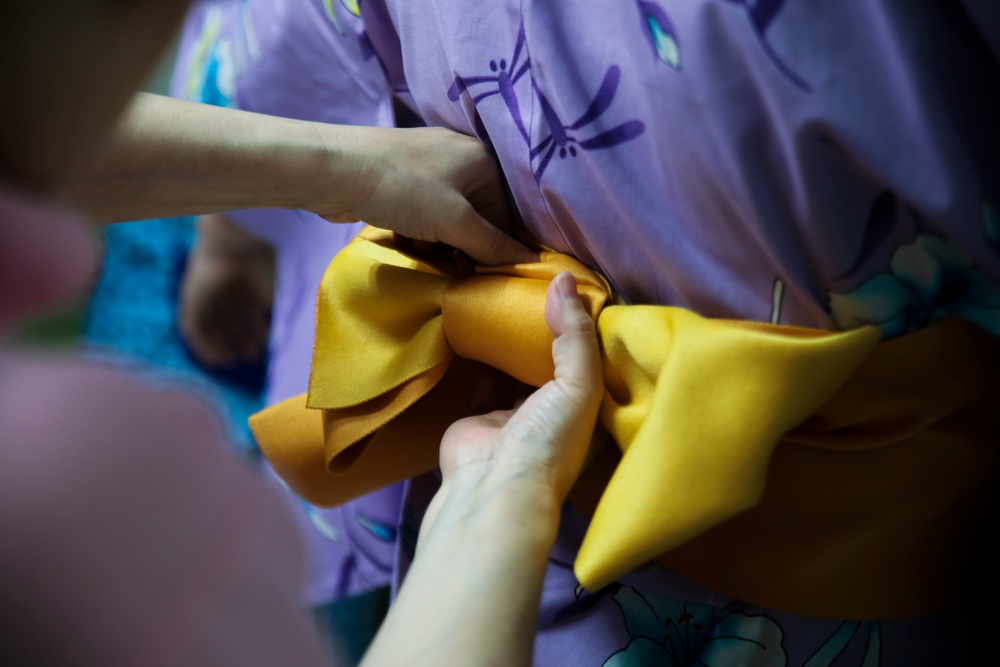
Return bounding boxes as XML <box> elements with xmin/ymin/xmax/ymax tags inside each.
<box><xmin>251</xmin><ymin>227</ymin><xmax>999</xmax><ymax>618</ymax></box>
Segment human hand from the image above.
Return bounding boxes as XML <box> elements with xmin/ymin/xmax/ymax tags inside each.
<box><xmin>178</xmin><ymin>214</ymin><xmax>274</xmax><ymax>368</ymax></box>
<box><xmin>312</xmin><ymin>125</ymin><xmax>537</xmax><ymax>266</ymax></box>
<box><xmin>431</xmin><ymin>272</ymin><xmax>604</xmax><ymax>517</ymax></box>
<box><xmin>362</xmin><ymin>273</ymin><xmax>602</xmax><ymax>667</ymax></box>
<box><xmin>57</xmin><ymin>94</ymin><xmax>538</xmax><ymax>267</ymax></box>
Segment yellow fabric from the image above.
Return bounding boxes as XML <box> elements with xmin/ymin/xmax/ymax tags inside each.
<box><xmin>565</xmin><ymin>314</ymin><xmax>1000</xmax><ymax>618</ymax></box>
<box><xmin>252</xmin><ymin>227</ymin><xmax>881</xmax><ymax>592</ymax></box>
<box><xmin>585</xmin><ymin>308</ymin><xmax>880</xmax><ymax>586</ymax></box>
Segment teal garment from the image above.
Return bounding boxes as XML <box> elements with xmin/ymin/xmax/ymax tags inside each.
<box><xmin>83</xmin><ymin>217</ymin><xmax>265</xmax><ymax>457</ymax></box>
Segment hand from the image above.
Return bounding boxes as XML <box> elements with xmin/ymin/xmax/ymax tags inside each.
<box><xmin>433</xmin><ymin>272</ymin><xmax>603</xmax><ymax>514</ymax></box>
<box><xmin>58</xmin><ymin>95</ymin><xmax>535</xmax><ymax>267</ymax></box>
<box><xmin>313</xmin><ymin>125</ymin><xmax>537</xmax><ymax>267</ymax></box>
<box><xmin>178</xmin><ymin>214</ymin><xmax>275</xmax><ymax>368</ymax></box>
<box><xmin>360</xmin><ymin>273</ymin><xmax>603</xmax><ymax>667</ymax></box>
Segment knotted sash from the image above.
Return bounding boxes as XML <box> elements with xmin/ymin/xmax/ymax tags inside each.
<box><xmin>251</xmin><ymin>227</ymin><xmax>884</xmax><ymax>593</ymax></box>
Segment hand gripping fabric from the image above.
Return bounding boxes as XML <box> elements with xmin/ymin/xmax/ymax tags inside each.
<box><xmin>251</xmin><ymin>227</ymin><xmax>880</xmax><ymax>593</ymax></box>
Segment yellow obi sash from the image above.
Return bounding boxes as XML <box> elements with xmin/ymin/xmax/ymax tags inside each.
<box><xmin>251</xmin><ymin>227</ymin><xmax>1000</xmax><ymax>619</ymax></box>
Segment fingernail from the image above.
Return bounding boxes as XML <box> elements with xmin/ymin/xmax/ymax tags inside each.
<box><xmin>555</xmin><ymin>271</ymin><xmax>577</xmax><ymax>300</ymax></box>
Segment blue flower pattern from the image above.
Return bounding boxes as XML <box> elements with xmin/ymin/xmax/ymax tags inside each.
<box><xmin>354</xmin><ymin>511</ymin><xmax>397</xmax><ymax>542</ymax></box>
<box><xmin>599</xmin><ymin>585</ymin><xmax>887</xmax><ymax>666</ymax></box>
<box><xmin>829</xmin><ymin>234</ymin><xmax>1000</xmax><ymax>339</ymax></box>
<box><xmin>636</xmin><ymin>2</ymin><xmax>682</xmax><ymax>70</ymax></box>
<box><xmin>305</xmin><ymin>503</ymin><xmax>341</xmax><ymax>541</ymax></box>
<box><xmin>602</xmin><ymin>586</ymin><xmax>787</xmax><ymax>667</ymax></box>
<box><xmin>323</xmin><ymin>0</ymin><xmax>361</xmax><ymax>35</ymax></box>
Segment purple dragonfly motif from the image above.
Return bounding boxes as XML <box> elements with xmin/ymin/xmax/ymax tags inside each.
<box><xmin>448</xmin><ymin>26</ymin><xmax>531</xmax><ymax>143</ymax></box>
<box><xmin>530</xmin><ymin>65</ymin><xmax>645</xmax><ymax>180</ymax></box>
<box><xmin>720</xmin><ymin>0</ymin><xmax>811</xmax><ymax>91</ymax></box>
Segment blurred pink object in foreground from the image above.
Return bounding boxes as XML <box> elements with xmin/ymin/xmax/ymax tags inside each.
<box><xmin>0</xmin><ymin>184</ymin><xmax>331</xmax><ymax>666</ymax></box>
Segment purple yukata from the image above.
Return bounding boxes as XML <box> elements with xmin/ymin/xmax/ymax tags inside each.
<box><xmin>171</xmin><ymin>0</ymin><xmax>404</xmax><ymax>619</ymax></box>
<box><xmin>185</xmin><ymin>0</ymin><xmax>1000</xmax><ymax>664</ymax></box>
<box><xmin>357</xmin><ymin>1</ymin><xmax>1000</xmax><ymax>664</ymax></box>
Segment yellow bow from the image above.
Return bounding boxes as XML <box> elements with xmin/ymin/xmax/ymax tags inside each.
<box><xmin>252</xmin><ymin>227</ymin><xmax>880</xmax><ymax>591</ymax></box>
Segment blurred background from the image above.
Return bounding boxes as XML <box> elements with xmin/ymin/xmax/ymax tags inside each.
<box><xmin>15</xmin><ymin>41</ymin><xmax>268</xmax><ymax>459</ymax></box>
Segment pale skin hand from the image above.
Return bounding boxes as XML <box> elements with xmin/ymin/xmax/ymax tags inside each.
<box><xmin>362</xmin><ymin>273</ymin><xmax>603</xmax><ymax>667</ymax></box>
<box><xmin>315</xmin><ymin>125</ymin><xmax>520</xmax><ymax>265</ymax></box>
<box><xmin>60</xmin><ymin>94</ymin><xmax>536</xmax><ymax>266</ymax></box>
<box><xmin>434</xmin><ymin>272</ymin><xmax>605</xmax><ymax>506</ymax></box>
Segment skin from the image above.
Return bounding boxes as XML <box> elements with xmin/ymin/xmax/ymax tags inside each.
<box><xmin>2</xmin><ymin>0</ymin><xmax>532</xmax><ymax>267</ymax></box>
<box><xmin>58</xmin><ymin>94</ymin><xmax>535</xmax><ymax>266</ymax></box>
<box><xmin>2</xmin><ymin>2</ymin><xmax>600</xmax><ymax>664</ymax></box>
<box><xmin>362</xmin><ymin>274</ymin><xmax>603</xmax><ymax>667</ymax></box>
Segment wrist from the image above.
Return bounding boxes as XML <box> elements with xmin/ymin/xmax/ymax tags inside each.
<box><xmin>287</xmin><ymin>122</ymin><xmax>383</xmax><ymax>220</ymax></box>
<box><xmin>369</xmin><ymin>461</ymin><xmax>559</xmax><ymax>667</ymax></box>
<box><xmin>422</xmin><ymin>465</ymin><xmax>563</xmax><ymax>554</ymax></box>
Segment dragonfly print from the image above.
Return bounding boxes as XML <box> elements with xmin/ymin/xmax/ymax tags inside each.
<box><xmin>447</xmin><ymin>26</ymin><xmax>532</xmax><ymax>143</ymax></box>
<box><xmin>719</xmin><ymin>0</ymin><xmax>811</xmax><ymax>91</ymax></box>
<box><xmin>530</xmin><ymin>65</ymin><xmax>645</xmax><ymax>180</ymax></box>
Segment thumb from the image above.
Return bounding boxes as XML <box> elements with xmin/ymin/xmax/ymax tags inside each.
<box><xmin>545</xmin><ymin>272</ymin><xmax>603</xmax><ymax>411</ymax></box>
<box><xmin>497</xmin><ymin>271</ymin><xmax>602</xmax><ymax>499</ymax></box>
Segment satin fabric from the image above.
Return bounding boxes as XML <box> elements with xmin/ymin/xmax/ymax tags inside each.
<box><xmin>252</xmin><ymin>227</ymin><xmax>882</xmax><ymax>594</ymax></box>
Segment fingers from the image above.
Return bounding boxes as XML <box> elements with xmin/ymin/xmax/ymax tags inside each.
<box><xmin>220</xmin><ymin>285</ymin><xmax>269</xmax><ymax>362</ymax></box>
<box><xmin>460</xmin><ymin>272</ymin><xmax>600</xmax><ymax>500</ymax></box>
<box><xmin>436</xmin><ymin>204</ymin><xmax>538</xmax><ymax>266</ymax></box>
<box><xmin>473</xmin><ymin>190</ymin><xmax>517</xmax><ymax>239</ymax></box>
<box><xmin>436</xmin><ymin>274</ymin><xmax>602</xmax><ymax>499</ymax></box>
<box><xmin>337</xmin><ymin>125</ymin><xmax>538</xmax><ymax>266</ymax></box>
<box><xmin>545</xmin><ymin>272</ymin><xmax>602</xmax><ymax>404</ymax></box>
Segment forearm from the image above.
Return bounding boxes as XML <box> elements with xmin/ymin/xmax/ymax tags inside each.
<box><xmin>362</xmin><ymin>473</ymin><xmax>562</xmax><ymax>667</ymax></box>
<box><xmin>363</xmin><ymin>274</ymin><xmax>600</xmax><ymax>666</ymax></box>
<box><xmin>54</xmin><ymin>92</ymin><xmax>531</xmax><ymax>265</ymax></box>
<box><xmin>57</xmin><ymin>93</ymin><xmax>366</xmax><ymax>223</ymax></box>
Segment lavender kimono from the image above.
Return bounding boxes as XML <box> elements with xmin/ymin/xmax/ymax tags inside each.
<box><xmin>356</xmin><ymin>1</ymin><xmax>1000</xmax><ymax>664</ymax></box>
<box><xmin>185</xmin><ymin>0</ymin><xmax>999</xmax><ymax>664</ymax></box>
<box><xmin>171</xmin><ymin>0</ymin><xmax>404</xmax><ymax>619</ymax></box>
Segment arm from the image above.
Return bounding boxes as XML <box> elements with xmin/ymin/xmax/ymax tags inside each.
<box><xmin>362</xmin><ymin>273</ymin><xmax>603</xmax><ymax>667</ymax></box>
<box><xmin>59</xmin><ymin>93</ymin><xmax>534</xmax><ymax>265</ymax></box>
<box><xmin>366</xmin><ymin>473</ymin><xmax>559</xmax><ymax>667</ymax></box>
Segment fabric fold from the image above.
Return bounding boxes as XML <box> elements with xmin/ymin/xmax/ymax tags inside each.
<box><xmin>252</xmin><ymin>227</ymin><xmax>881</xmax><ymax>592</ymax></box>
<box><xmin>582</xmin><ymin>308</ymin><xmax>880</xmax><ymax>588</ymax></box>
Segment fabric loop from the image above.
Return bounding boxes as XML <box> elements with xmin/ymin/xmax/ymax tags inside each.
<box><xmin>253</xmin><ymin>226</ymin><xmax>883</xmax><ymax>593</ymax></box>
<box><xmin>308</xmin><ymin>232</ymin><xmax>452</xmax><ymax>410</ymax></box>
<box><xmin>442</xmin><ymin>270</ymin><xmax>608</xmax><ymax>387</ymax></box>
